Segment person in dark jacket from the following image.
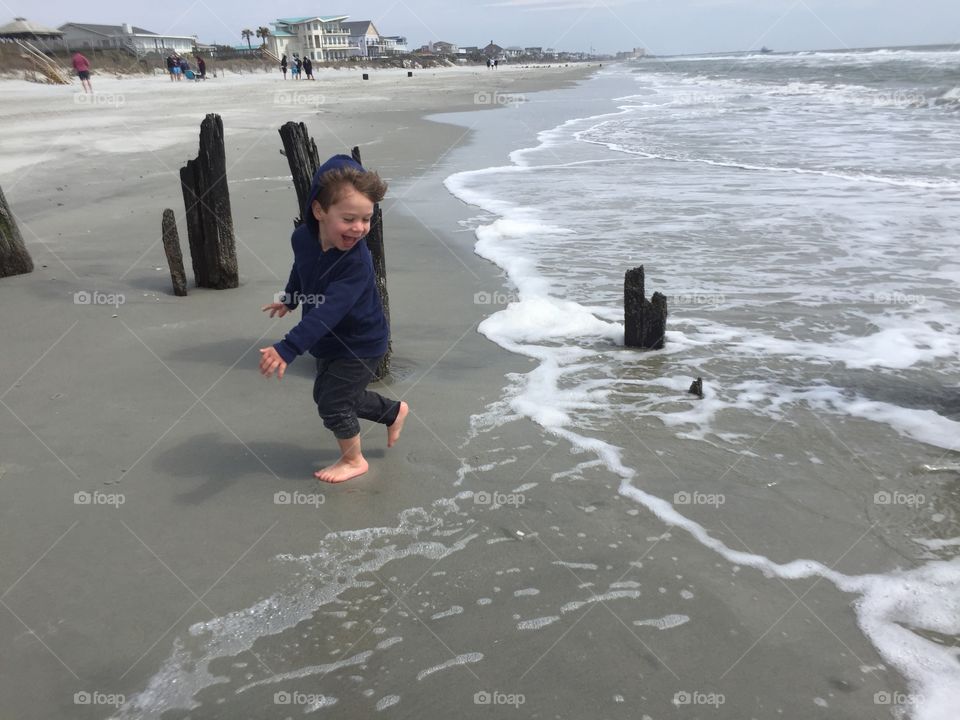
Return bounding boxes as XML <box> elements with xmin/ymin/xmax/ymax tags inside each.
<box><xmin>260</xmin><ymin>155</ymin><xmax>408</xmax><ymax>483</ymax></box>
<box><xmin>280</xmin><ymin>54</ymin><xmax>288</xmax><ymax>78</ymax></box>
<box><xmin>303</xmin><ymin>56</ymin><xmax>314</xmax><ymax>80</ymax></box>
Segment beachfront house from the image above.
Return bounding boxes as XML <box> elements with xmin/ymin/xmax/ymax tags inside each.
<box><xmin>525</xmin><ymin>47</ymin><xmax>543</xmax><ymax>58</ymax></box>
<box><xmin>58</xmin><ymin>22</ymin><xmax>196</xmax><ymax>56</ymax></box>
<box><xmin>504</xmin><ymin>46</ymin><xmax>523</xmax><ymax>59</ymax></box>
<box><xmin>482</xmin><ymin>42</ymin><xmax>504</xmax><ymax>59</ymax></box>
<box><xmin>342</xmin><ymin>21</ymin><xmax>388</xmax><ymax>58</ymax></box>
<box><xmin>268</xmin><ymin>17</ymin><xmax>352</xmax><ymax>62</ymax></box>
<box><xmin>430</xmin><ymin>40</ymin><xmax>458</xmax><ymax>55</ymax></box>
<box><xmin>381</xmin><ymin>36</ymin><xmax>408</xmax><ymax>54</ymax></box>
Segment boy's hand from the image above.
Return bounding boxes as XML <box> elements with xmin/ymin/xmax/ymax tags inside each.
<box><xmin>259</xmin><ymin>347</ymin><xmax>287</xmax><ymax>380</ymax></box>
<box><xmin>262</xmin><ymin>302</ymin><xmax>291</xmax><ymax>318</ymax></box>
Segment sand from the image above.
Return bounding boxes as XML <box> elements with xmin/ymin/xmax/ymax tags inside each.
<box><xmin>0</xmin><ymin>63</ymin><xmax>914</xmax><ymax>719</ymax></box>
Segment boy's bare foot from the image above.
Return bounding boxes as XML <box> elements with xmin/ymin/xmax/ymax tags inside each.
<box><xmin>314</xmin><ymin>457</ymin><xmax>369</xmax><ymax>483</ymax></box>
<box><xmin>387</xmin><ymin>402</ymin><xmax>409</xmax><ymax>448</ymax></box>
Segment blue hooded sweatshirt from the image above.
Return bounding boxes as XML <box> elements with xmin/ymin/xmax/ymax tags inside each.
<box><xmin>273</xmin><ymin>155</ymin><xmax>389</xmax><ymax>364</ymax></box>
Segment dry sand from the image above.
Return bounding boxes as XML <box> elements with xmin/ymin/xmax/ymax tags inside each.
<box><xmin>0</xmin><ymin>63</ymin><xmax>911</xmax><ymax>719</ymax></box>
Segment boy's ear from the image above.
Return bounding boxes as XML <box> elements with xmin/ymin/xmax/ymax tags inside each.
<box><xmin>311</xmin><ymin>200</ymin><xmax>324</xmax><ymax>221</ymax></box>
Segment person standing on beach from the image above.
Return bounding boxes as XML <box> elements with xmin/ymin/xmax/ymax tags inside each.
<box><xmin>280</xmin><ymin>54</ymin><xmax>288</xmax><ymax>78</ymax></box>
<box><xmin>259</xmin><ymin>155</ymin><xmax>408</xmax><ymax>483</ymax></box>
<box><xmin>303</xmin><ymin>57</ymin><xmax>313</xmax><ymax>80</ymax></box>
<box><xmin>71</xmin><ymin>52</ymin><xmax>92</xmax><ymax>93</ymax></box>
<box><xmin>294</xmin><ymin>55</ymin><xmax>302</xmax><ymax>79</ymax></box>
<box><xmin>195</xmin><ymin>54</ymin><xmax>206</xmax><ymax>80</ymax></box>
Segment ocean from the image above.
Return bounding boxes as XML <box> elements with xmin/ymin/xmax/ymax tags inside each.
<box><xmin>444</xmin><ymin>47</ymin><xmax>960</xmax><ymax>719</ymax></box>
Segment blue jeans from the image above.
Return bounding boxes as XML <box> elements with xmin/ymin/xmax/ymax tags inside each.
<box><xmin>313</xmin><ymin>356</ymin><xmax>400</xmax><ymax>439</ymax></box>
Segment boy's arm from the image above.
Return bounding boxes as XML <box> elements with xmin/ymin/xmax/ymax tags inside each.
<box><xmin>280</xmin><ymin>264</ymin><xmax>301</xmax><ymax>309</ymax></box>
<box><xmin>273</xmin><ymin>260</ymin><xmax>367</xmax><ymax>364</ymax></box>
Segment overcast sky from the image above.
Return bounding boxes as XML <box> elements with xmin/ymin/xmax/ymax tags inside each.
<box><xmin>10</xmin><ymin>0</ymin><xmax>960</xmax><ymax>55</ymax></box>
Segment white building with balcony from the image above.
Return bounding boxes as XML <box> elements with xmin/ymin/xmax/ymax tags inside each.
<box><xmin>268</xmin><ymin>16</ymin><xmax>353</xmax><ymax>62</ymax></box>
<box><xmin>58</xmin><ymin>22</ymin><xmax>196</xmax><ymax>56</ymax></box>
<box><xmin>381</xmin><ymin>36</ymin><xmax>408</xmax><ymax>54</ymax></box>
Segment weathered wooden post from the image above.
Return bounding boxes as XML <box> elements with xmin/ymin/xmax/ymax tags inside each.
<box><xmin>624</xmin><ymin>265</ymin><xmax>667</xmax><ymax>350</ymax></box>
<box><xmin>352</xmin><ymin>146</ymin><xmax>391</xmax><ymax>380</ymax></box>
<box><xmin>161</xmin><ymin>209</ymin><xmax>188</xmax><ymax>296</ymax></box>
<box><xmin>277</xmin><ymin>121</ymin><xmax>320</xmax><ymax>227</ymax></box>
<box><xmin>0</xmin><ymin>183</ymin><xmax>33</xmax><ymax>278</ymax></box>
<box><xmin>179</xmin><ymin>114</ymin><xmax>238</xmax><ymax>289</ymax></box>
<box><xmin>688</xmin><ymin>377</ymin><xmax>704</xmax><ymax>399</ymax></box>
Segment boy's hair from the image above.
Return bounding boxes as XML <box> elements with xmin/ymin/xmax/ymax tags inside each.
<box><xmin>315</xmin><ymin>167</ymin><xmax>387</xmax><ymax>210</ymax></box>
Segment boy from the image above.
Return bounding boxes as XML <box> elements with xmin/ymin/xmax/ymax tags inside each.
<box><xmin>260</xmin><ymin>155</ymin><xmax>408</xmax><ymax>483</ymax></box>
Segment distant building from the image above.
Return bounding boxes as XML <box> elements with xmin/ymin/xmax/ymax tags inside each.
<box><xmin>381</xmin><ymin>35</ymin><xmax>408</xmax><ymax>54</ymax></box>
<box><xmin>342</xmin><ymin>20</ymin><xmax>388</xmax><ymax>57</ymax></box>
<box><xmin>0</xmin><ymin>17</ymin><xmax>63</xmax><ymax>43</ymax></box>
<box><xmin>524</xmin><ymin>46</ymin><xmax>543</xmax><ymax>58</ymax></box>
<box><xmin>430</xmin><ymin>40</ymin><xmax>458</xmax><ymax>55</ymax></box>
<box><xmin>482</xmin><ymin>41</ymin><xmax>503</xmax><ymax>59</ymax></box>
<box><xmin>503</xmin><ymin>46</ymin><xmax>523</xmax><ymax>58</ymax></box>
<box><xmin>268</xmin><ymin>16</ymin><xmax>352</xmax><ymax>62</ymax></box>
<box><xmin>58</xmin><ymin>22</ymin><xmax>196</xmax><ymax>55</ymax></box>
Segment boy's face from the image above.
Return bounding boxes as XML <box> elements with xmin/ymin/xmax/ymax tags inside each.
<box><xmin>313</xmin><ymin>186</ymin><xmax>374</xmax><ymax>253</ymax></box>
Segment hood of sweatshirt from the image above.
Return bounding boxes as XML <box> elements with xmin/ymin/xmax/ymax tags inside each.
<box><xmin>303</xmin><ymin>154</ymin><xmax>366</xmax><ymax>239</ymax></box>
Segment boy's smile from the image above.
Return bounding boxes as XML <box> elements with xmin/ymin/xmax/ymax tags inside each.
<box><xmin>313</xmin><ymin>187</ymin><xmax>374</xmax><ymax>253</ymax></box>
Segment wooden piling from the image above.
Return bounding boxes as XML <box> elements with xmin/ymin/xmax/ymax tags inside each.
<box><xmin>688</xmin><ymin>377</ymin><xmax>704</xmax><ymax>399</ymax></box>
<box><xmin>624</xmin><ymin>265</ymin><xmax>667</xmax><ymax>350</ymax></box>
<box><xmin>0</xmin><ymin>183</ymin><xmax>33</xmax><ymax>278</ymax></box>
<box><xmin>278</xmin><ymin>121</ymin><xmax>320</xmax><ymax>226</ymax></box>
<box><xmin>352</xmin><ymin>146</ymin><xmax>391</xmax><ymax>380</ymax></box>
<box><xmin>161</xmin><ymin>209</ymin><xmax>188</xmax><ymax>296</ymax></box>
<box><xmin>179</xmin><ymin>114</ymin><xmax>238</xmax><ymax>289</ymax></box>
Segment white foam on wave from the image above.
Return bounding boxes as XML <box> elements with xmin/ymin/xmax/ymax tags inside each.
<box><xmin>517</xmin><ymin>615</ymin><xmax>560</xmax><ymax>630</ymax></box>
<box><xmin>234</xmin><ymin>651</ymin><xmax>371</xmax><ymax>694</ymax></box>
<box><xmin>416</xmin><ymin>652</ymin><xmax>484</xmax><ymax>681</ymax></box>
<box><xmin>633</xmin><ymin>614</ymin><xmax>690</xmax><ymax>630</ymax></box>
<box><xmin>430</xmin><ymin>605</ymin><xmax>464</xmax><ymax>620</ymax></box>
